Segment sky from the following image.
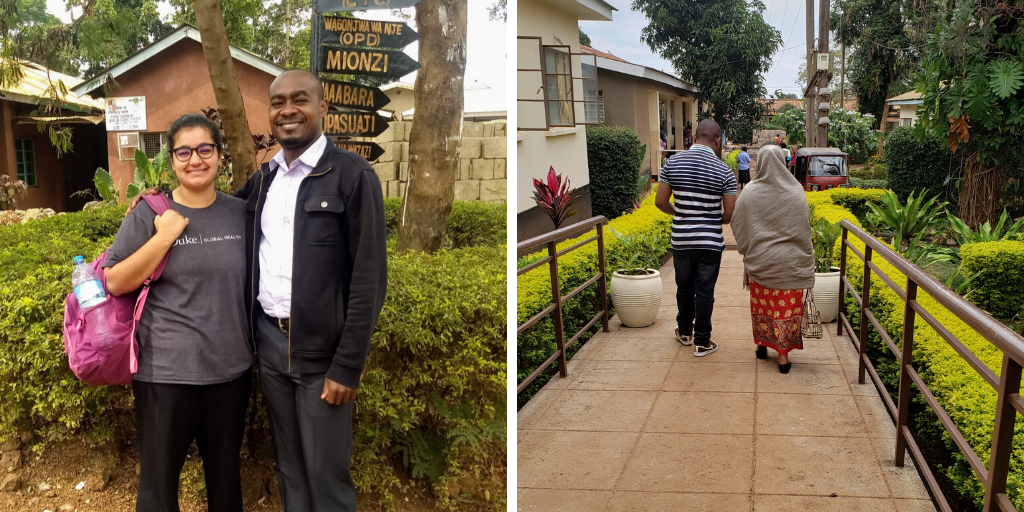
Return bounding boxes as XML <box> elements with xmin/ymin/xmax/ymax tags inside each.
<box><xmin>579</xmin><ymin>0</ymin><xmax>823</xmax><ymax>96</ymax></box>
<box><xmin>44</xmin><ymin>0</ymin><xmax>508</xmax><ymax>111</ymax></box>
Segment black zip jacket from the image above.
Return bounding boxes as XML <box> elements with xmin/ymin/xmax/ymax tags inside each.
<box><xmin>236</xmin><ymin>138</ymin><xmax>387</xmax><ymax>389</ymax></box>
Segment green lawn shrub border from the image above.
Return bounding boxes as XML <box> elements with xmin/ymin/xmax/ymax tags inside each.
<box><xmin>383</xmin><ymin>198</ymin><xmax>506</xmax><ymax>249</ymax></box>
<box><xmin>517</xmin><ymin>186</ymin><xmax>672</xmax><ymax>397</ymax></box>
<box><xmin>962</xmin><ymin>241</ymin><xmax>1024</xmax><ymax>323</ymax></box>
<box><xmin>829</xmin><ymin>188</ymin><xmax>885</xmax><ymax>220</ymax></box>
<box><xmin>807</xmin><ymin>191</ymin><xmax>1023</xmax><ymax>510</ymax></box>
<box><xmin>586</xmin><ymin>125</ymin><xmax>647</xmax><ymax>221</ymax></box>
<box><xmin>0</xmin><ymin>205</ymin><xmax>507</xmax><ymax>510</ymax></box>
<box><xmin>849</xmin><ymin>177</ymin><xmax>888</xmax><ymax>190</ymax></box>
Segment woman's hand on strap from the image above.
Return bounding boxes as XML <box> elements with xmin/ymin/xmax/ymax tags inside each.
<box><xmin>124</xmin><ymin>188</ymin><xmax>163</xmax><ymax>217</ymax></box>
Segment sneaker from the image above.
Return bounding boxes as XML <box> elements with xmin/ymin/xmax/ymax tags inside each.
<box><xmin>674</xmin><ymin>327</ymin><xmax>693</xmax><ymax>346</ymax></box>
<box><xmin>693</xmin><ymin>341</ymin><xmax>719</xmax><ymax>357</ymax></box>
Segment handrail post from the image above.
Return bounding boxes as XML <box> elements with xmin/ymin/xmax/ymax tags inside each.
<box><xmin>838</xmin><ymin>226</ymin><xmax>848</xmax><ymax>336</ymax></box>
<box><xmin>858</xmin><ymin>246</ymin><xmax>872</xmax><ymax>384</ymax></box>
<box><xmin>597</xmin><ymin>222</ymin><xmax>610</xmax><ymax>332</ymax></box>
<box><xmin>547</xmin><ymin>241</ymin><xmax>568</xmax><ymax>377</ymax></box>
<box><xmin>894</xmin><ymin>279</ymin><xmax>918</xmax><ymax>467</ymax></box>
<box><xmin>983</xmin><ymin>353</ymin><xmax>1022</xmax><ymax>512</ymax></box>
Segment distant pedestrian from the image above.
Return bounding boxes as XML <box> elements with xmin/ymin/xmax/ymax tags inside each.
<box><xmin>780</xmin><ymin>141</ymin><xmax>791</xmax><ymax>167</ymax></box>
<box><xmin>683</xmin><ymin>122</ymin><xmax>693</xmax><ymax>149</ymax></box>
<box><xmin>773</xmin><ymin>134</ymin><xmax>781</xmax><ymax>146</ymax></box>
<box><xmin>655</xmin><ymin>119</ymin><xmax>738</xmax><ymax>357</ymax></box>
<box><xmin>730</xmin><ymin>145</ymin><xmax>815</xmax><ymax>374</ymax></box>
<box><xmin>737</xmin><ymin>146</ymin><xmax>751</xmax><ymax>191</ymax></box>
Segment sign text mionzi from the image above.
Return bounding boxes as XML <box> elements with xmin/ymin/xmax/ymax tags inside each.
<box><xmin>324</xmin><ymin>111</ymin><xmax>390</xmax><ymax>138</ymax></box>
<box><xmin>319</xmin><ymin>46</ymin><xmax>420</xmax><ymax>78</ymax></box>
<box><xmin>322</xmin><ymin>79</ymin><xmax>390</xmax><ymax>111</ymax></box>
<box><xmin>321</xmin><ymin>17</ymin><xmax>418</xmax><ymax>49</ymax></box>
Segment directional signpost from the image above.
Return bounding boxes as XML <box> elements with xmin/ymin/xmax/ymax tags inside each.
<box><xmin>311</xmin><ymin>0</ymin><xmax>422</xmax><ymax>159</ymax></box>
<box><xmin>317</xmin><ymin>0</ymin><xmax>423</xmax><ymax>13</ymax></box>
<box><xmin>322</xmin><ymin>78</ymin><xmax>391</xmax><ymax>112</ymax></box>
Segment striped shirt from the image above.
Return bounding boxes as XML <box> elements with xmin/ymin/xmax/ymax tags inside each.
<box><xmin>659</xmin><ymin>144</ymin><xmax>738</xmax><ymax>251</ymax></box>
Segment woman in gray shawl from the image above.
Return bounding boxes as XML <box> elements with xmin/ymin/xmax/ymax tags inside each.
<box><xmin>731</xmin><ymin>145</ymin><xmax>815</xmax><ymax>373</ymax></box>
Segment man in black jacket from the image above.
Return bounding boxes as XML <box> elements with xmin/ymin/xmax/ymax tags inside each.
<box><xmin>237</xmin><ymin>69</ymin><xmax>387</xmax><ymax>511</ymax></box>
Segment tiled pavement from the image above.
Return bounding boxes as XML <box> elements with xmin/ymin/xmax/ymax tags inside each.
<box><xmin>517</xmin><ymin>228</ymin><xmax>938</xmax><ymax>512</ymax></box>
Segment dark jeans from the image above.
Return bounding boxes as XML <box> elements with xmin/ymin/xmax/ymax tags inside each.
<box><xmin>133</xmin><ymin>369</ymin><xmax>252</xmax><ymax>512</ymax></box>
<box><xmin>674</xmin><ymin>249</ymin><xmax>724</xmax><ymax>345</ymax></box>
<box><xmin>257</xmin><ymin>311</ymin><xmax>356</xmax><ymax>512</ymax></box>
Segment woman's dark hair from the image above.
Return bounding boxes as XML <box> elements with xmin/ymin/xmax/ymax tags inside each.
<box><xmin>166</xmin><ymin>114</ymin><xmax>224</xmax><ymax>153</ymax></box>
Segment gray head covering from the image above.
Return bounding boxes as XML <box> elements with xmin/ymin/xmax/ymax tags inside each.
<box><xmin>730</xmin><ymin>145</ymin><xmax>815</xmax><ymax>290</ymax></box>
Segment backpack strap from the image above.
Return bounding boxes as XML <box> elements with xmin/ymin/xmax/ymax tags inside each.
<box><xmin>128</xmin><ymin>193</ymin><xmax>176</xmax><ymax>374</ymax></box>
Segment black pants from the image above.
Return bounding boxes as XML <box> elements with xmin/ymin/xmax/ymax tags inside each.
<box><xmin>133</xmin><ymin>370</ymin><xmax>252</xmax><ymax>512</ymax></box>
<box><xmin>257</xmin><ymin>312</ymin><xmax>356</xmax><ymax>512</ymax></box>
<box><xmin>674</xmin><ymin>249</ymin><xmax>723</xmax><ymax>345</ymax></box>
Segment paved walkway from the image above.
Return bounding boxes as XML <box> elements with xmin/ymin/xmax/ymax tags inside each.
<box><xmin>517</xmin><ymin>228</ymin><xmax>938</xmax><ymax>512</ymax></box>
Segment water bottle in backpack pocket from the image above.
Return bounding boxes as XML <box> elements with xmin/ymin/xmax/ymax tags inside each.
<box><xmin>63</xmin><ymin>194</ymin><xmax>173</xmax><ymax>386</ymax></box>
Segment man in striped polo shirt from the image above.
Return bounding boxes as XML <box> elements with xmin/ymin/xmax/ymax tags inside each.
<box><xmin>654</xmin><ymin>119</ymin><xmax>738</xmax><ymax>356</ymax></box>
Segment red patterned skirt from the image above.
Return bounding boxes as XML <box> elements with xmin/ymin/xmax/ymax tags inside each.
<box><xmin>749</xmin><ymin>280</ymin><xmax>804</xmax><ymax>355</ymax></box>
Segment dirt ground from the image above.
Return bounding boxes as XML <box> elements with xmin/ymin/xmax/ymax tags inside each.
<box><xmin>0</xmin><ymin>437</ymin><xmax>441</xmax><ymax>512</ymax></box>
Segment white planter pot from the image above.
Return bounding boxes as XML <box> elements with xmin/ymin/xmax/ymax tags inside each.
<box><xmin>610</xmin><ymin>269</ymin><xmax>663</xmax><ymax>328</ymax></box>
<box><xmin>813</xmin><ymin>268</ymin><xmax>841</xmax><ymax>323</ymax></box>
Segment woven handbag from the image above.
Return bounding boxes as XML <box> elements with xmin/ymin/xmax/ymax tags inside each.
<box><xmin>801</xmin><ymin>288</ymin><xmax>824</xmax><ymax>339</ymax></box>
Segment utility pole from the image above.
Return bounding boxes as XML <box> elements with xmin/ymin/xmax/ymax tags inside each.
<box><xmin>815</xmin><ymin>0</ymin><xmax>830</xmax><ymax>147</ymax></box>
<box><xmin>804</xmin><ymin>0</ymin><xmax>815</xmax><ymax>146</ymax></box>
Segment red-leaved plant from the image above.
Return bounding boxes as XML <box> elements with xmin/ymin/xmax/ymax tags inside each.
<box><xmin>533</xmin><ymin>166</ymin><xmax>579</xmax><ymax>228</ymax></box>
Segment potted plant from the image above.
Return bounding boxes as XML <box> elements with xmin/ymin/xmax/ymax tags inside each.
<box><xmin>811</xmin><ymin>217</ymin><xmax>842</xmax><ymax>323</ymax></box>
<box><xmin>608</xmin><ymin>227</ymin><xmax>664</xmax><ymax>327</ymax></box>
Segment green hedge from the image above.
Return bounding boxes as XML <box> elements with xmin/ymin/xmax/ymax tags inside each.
<box><xmin>849</xmin><ymin>177</ymin><xmax>888</xmax><ymax>190</ymax></box>
<box><xmin>586</xmin><ymin>125</ymin><xmax>646</xmax><ymax>221</ymax></box>
<box><xmin>807</xmin><ymin>191</ymin><xmax>1024</xmax><ymax>510</ymax></box>
<box><xmin>829</xmin><ymin>188</ymin><xmax>885</xmax><ymax>220</ymax></box>
<box><xmin>962</xmin><ymin>241</ymin><xmax>1024</xmax><ymax>322</ymax></box>
<box><xmin>0</xmin><ymin>205</ymin><xmax>506</xmax><ymax>510</ymax></box>
<box><xmin>383</xmin><ymin>198</ymin><xmax>505</xmax><ymax>249</ymax></box>
<box><xmin>883</xmin><ymin>126</ymin><xmax>955</xmax><ymax>206</ymax></box>
<box><xmin>517</xmin><ymin>187</ymin><xmax>672</xmax><ymax>403</ymax></box>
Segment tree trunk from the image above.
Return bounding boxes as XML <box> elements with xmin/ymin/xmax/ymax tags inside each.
<box><xmin>958</xmin><ymin>151</ymin><xmax>1002</xmax><ymax>228</ymax></box>
<box><xmin>192</xmin><ymin>0</ymin><xmax>257</xmax><ymax>192</ymax></box>
<box><xmin>394</xmin><ymin>0</ymin><xmax>467</xmax><ymax>253</ymax></box>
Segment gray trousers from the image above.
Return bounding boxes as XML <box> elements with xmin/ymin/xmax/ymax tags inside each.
<box><xmin>256</xmin><ymin>312</ymin><xmax>356</xmax><ymax>512</ymax></box>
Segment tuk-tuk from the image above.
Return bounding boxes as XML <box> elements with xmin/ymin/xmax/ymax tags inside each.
<box><xmin>789</xmin><ymin>147</ymin><xmax>850</xmax><ymax>191</ymax></box>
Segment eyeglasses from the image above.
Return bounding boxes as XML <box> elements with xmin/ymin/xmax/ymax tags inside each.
<box><xmin>172</xmin><ymin>143</ymin><xmax>218</xmax><ymax>163</ymax></box>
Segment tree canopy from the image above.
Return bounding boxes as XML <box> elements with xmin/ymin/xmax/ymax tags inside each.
<box><xmin>633</xmin><ymin>0</ymin><xmax>781</xmax><ymax>140</ymax></box>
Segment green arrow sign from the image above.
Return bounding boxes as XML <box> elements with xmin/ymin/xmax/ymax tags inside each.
<box><xmin>322</xmin><ymin>16</ymin><xmax>418</xmax><ymax>49</ymax></box>
<box><xmin>324</xmin><ymin>110</ymin><xmax>390</xmax><ymax>138</ymax></box>
<box><xmin>333</xmin><ymin>140</ymin><xmax>386</xmax><ymax>162</ymax></box>
<box><xmin>322</xmin><ymin>79</ymin><xmax>390</xmax><ymax>112</ymax></box>
<box><xmin>319</xmin><ymin>45</ymin><xmax>420</xmax><ymax>78</ymax></box>
<box><xmin>316</xmin><ymin>0</ymin><xmax>423</xmax><ymax>12</ymax></box>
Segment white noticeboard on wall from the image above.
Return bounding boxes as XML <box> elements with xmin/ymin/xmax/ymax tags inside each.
<box><xmin>105</xmin><ymin>96</ymin><xmax>147</xmax><ymax>131</ymax></box>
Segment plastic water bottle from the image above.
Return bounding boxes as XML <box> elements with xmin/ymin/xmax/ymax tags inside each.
<box><xmin>72</xmin><ymin>256</ymin><xmax>117</xmax><ymax>347</ymax></box>
<box><xmin>72</xmin><ymin>256</ymin><xmax>107</xmax><ymax>308</ymax></box>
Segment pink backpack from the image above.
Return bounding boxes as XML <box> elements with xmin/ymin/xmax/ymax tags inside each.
<box><xmin>63</xmin><ymin>194</ymin><xmax>172</xmax><ymax>386</ymax></box>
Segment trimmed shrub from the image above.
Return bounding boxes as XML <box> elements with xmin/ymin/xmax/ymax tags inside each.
<box><xmin>829</xmin><ymin>188</ymin><xmax>885</xmax><ymax>220</ymax></box>
<box><xmin>961</xmin><ymin>241</ymin><xmax>1024</xmax><ymax>322</ymax></box>
<box><xmin>883</xmin><ymin>126</ymin><xmax>955</xmax><ymax>206</ymax></box>
<box><xmin>850</xmin><ymin>166</ymin><xmax>887</xmax><ymax>181</ymax></box>
<box><xmin>849</xmin><ymin>177</ymin><xmax>888</xmax><ymax>190</ymax></box>
<box><xmin>383</xmin><ymin>198</ymin><xmax>505</xmax><ymax>249</ymax></box>
<box><xmin>517</xmin><ymin>187</ymin><xmax>672</xmax><ymax>401</ymax></box>
<box><xmin>0</xmin><ymin>205</ymin><xmax>507</xmax><ymax>510</ymax></box>
<box><xmin>586</xmin><ymin>125</ymin><xmax>646</xmax><ymax>221</ymax></box>
<box><xmin>807</xmin><ymin>191</ymin><xmax>1024</xmax><ymax>510</ymax></box>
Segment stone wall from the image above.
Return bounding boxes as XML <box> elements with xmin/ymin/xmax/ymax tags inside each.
<box><xmin>750</xmin><ymin>129</ymin><xmax>788</xmax><ymax>146</ymax></box>
<box><xmin>367</xmin><ymin>120</ymin><xmax>507</xmax><ymax>204</ymax></box>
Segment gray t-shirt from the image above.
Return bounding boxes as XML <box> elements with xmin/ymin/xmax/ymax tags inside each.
<box><xmin>104</xmin><ymin>192</ymin><xmax>252</xmax><ymax>384</ymax></box>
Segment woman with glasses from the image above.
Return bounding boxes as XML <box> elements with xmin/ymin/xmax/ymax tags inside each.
<box><xmin>103</xmin><ymin>113</ymin><xmax>252</xmax><ymax>512</ymax></box>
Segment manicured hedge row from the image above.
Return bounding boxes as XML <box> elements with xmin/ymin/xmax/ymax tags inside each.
<box><xmin>0</xmin><ymin>205</ymin><xmax>506</xmax><ymax>510</ymax></box>
<box><xmin>829</xmin><ymin>188</ymin><xmax>885</xmax><ymax>220</ymax></box>
<box><xmin>586</xmin><ymin>125</ymin><xmax>646</xmax><ymax>221</ymax></box>
<box><xmin>517</xmin><ymin>187</ymin><xmax>672</xmax><ymax>392</ymax></box>
<box><xmin>807</xmin><ymin>191</ymin><xmax>1023</xmax><ymax>510</ymax></box>
<box><xmin>962</xmin><ymin>241</ymin><xmax>1024</xmax><ymax>322</ymax></box>
<box><xmin>383</xmin><ymin>198</ymin><xmax>506</xmax><ymax>249</ymax></box>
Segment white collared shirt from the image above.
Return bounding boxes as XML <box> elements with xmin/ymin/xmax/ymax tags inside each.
<box><xmin>258</xmin><ymin>134</ymin><xmax>328</xmax><ymax>318</ymax></box>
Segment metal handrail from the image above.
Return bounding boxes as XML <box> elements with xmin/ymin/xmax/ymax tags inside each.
<box><xmin>516</xmin><ymin>216</ymin><xmax>610</xmax><ymax>395</ymax></box>
<box><xmin>836</xmin><ymin>219</ymin><xmax>1024</xmax><ymax>512</ymax></box>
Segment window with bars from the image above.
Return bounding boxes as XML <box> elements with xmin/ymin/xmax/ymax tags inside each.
<box><xmin>14</xmin><ymin>139</ymin><xmax>36</xmax><ymax>187</ymax></box>
<box><xmin>140</xmin><ymin>132</ymin><xmax>168</xmax><ymax>158</ymax></box>
<box><xmin>517</xmin><ymin>37</ymin><xmax>601</xmax><ymax>130</ymax></box>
